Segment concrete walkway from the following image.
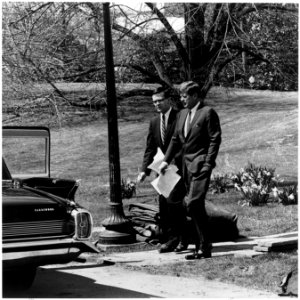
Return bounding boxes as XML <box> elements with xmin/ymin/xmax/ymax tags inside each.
<box><xmin>98</xmin><ymin>230</ymin><xmax>298</xmax><ymax>266</ymax></box>
<box><xmin>36</xmin><ymin>261</ymin><xmax>280</xmax><ymax>298</ymax></box>
<box><xmin>81</xmin><ymin>263</ymin><xmax>280</xmax><ymax>298</ymax></box>
<box><xmin>84</xmin><ymin>231</ymin><xmax>297</xmax><ymax>298</ymax></box>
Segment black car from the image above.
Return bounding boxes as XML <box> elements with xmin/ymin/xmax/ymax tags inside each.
<box><xmin>2</xmin><ymin>126</ymin><xmax>99</xmax><ymax>289</ymax></box>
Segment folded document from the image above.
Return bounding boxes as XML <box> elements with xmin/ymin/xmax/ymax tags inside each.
<box><xmin>151</xmin><ymin>165</ymin><xmax>181</xmax><ymax>198</ymax></box>
<box><xmin>147</xmin><ymin>147</ymin><xmax>165</xmax><ymax>174</ymax></box>
<box><xmin>148</xmin><ymin>148</ymin><xmax>181</xmax><ymax>198</ymax></box>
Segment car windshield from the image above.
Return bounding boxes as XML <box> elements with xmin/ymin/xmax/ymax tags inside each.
<box><xmin>2</xmin><ymin>136</ymin><xmax>48</xmax><ymax>178</ymax></box>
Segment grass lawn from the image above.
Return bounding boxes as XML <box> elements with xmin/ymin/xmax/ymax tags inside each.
<box><xmin>46</xmin><ymin>87</ymin><xmax>297</xmax><ymax>229</ymax></box>
<box><xmin>2</xmin><ymin>84</ymin><xmax>298</xmax><ymax>294</ymax></box>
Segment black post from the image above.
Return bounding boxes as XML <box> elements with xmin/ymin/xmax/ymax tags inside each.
<box><xmin>98</xmin><ymin>3</ymin><xmax>135</xmax><ymax>244</ymax></box>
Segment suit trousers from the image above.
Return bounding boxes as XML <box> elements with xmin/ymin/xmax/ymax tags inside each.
<box><xmin>184</xmin><ymin>168</ymin><xmax>212</xmax><ymax>252</ymax></box>
<box><xmin>158</xmin><ymin>178</ymin><xmax>187</xmax><ymax>242</ymax></box>
<box><xmin>158</xmin><ymin>194</ymin><xmax>168</xmax><ymax>242</ymax></box>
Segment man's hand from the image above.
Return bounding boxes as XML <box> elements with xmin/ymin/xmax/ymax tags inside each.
<box><xmin>137</xmin><ymin>172</ymin><xmax>146</xmax><ymax>183</ymax></box>
<box><xmin>158</xmin><ymin>162</ymin><xmax>169</xmax><ymax>175</ymax></box>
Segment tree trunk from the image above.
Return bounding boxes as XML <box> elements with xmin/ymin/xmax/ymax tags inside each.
<box><xmin>240</xmin><ymin>21</ymin><xmax>247</xmax><ymax>76</ymax></box>
<box><xmin>184</xmin><ymin>3</ymin><xmax>212</xmax><ymax>98</ymax></box>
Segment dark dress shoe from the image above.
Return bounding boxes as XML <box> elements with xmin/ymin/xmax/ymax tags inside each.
<box><xmin>185</xmin><ymin>251</ymin><xmax>211</xmax><ymax>260</ymax></box>
<box><xmin>174</xmin><ymin>242</ymin><xmax>188</xmax><ymax>253</ymax></box>
<box><xmin>159</xmin><ymin>238</ymin><xmax>179</xmax><ymax>253</ymax></box>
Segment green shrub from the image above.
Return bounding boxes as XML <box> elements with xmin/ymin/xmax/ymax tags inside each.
<box><xmin>209</xmin><ymin>173</ymin><xmax>232</xmax><ymax>194</ymax></box>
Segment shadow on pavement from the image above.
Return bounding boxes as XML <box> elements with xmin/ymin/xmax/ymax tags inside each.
<box><xmin>3</xmin><ymin>267</ymin><xmax>159</xmax><ymax>298</ymax></box>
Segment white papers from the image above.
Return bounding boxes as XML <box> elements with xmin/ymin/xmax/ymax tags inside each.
<box><xmin>148</xmin><ymin>147</ymin><xmax>164</xmax><ymax>173</ymax></box>
<box><xmin>151</xmin><ymin>165</ymin><xmax>181</xmax><ymax>198</ymax></box>
<box><xmin>148</xmin><ymin>148</ymin><xmax>181</xmax><ymax>198</ymax></box>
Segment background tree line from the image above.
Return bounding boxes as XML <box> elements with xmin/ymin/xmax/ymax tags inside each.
<box><xmin>2</xmin><ymin>2</ymin><xmax>298</xmax><ymax>103</ymax></box>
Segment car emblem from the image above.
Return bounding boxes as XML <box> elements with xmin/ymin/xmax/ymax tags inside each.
<box><xmin>34</xmin><ymin>208</ymin><xmax>55</xmax><ymax>212</ymax></box>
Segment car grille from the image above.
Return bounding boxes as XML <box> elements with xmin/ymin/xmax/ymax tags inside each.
<box><xmin>3</xmin><ymin>219</ymin><xmax>75</xmax><ymax>240</ymax></box>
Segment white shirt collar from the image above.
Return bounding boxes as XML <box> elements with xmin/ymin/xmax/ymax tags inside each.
<box><xmin>161</xmin><ymin>107</ymin><xmax>172</xmax><ymax>123</ymax></box>
<box><xmin>189</xmin><ymin>102</ymin><xmax>200</xmax><ymax>121</ymax></box>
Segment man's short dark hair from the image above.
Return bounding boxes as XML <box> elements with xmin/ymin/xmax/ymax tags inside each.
<box><xmin>153</xmin><ymin>86</ymin><xmax>170</xmax><ymax>98</ymax></box>
<box><xmin>179</xmin><ymin>81</ymin><xmax>201</xmax><ymax>97</ymax></box>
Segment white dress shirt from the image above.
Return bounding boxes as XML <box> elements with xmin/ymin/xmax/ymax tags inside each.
<box><xmin>184</xmin><ymin>102</ymin><xmax>200</xmax><ymax>136</ymax></box>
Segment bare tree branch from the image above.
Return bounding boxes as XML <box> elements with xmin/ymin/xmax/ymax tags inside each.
<box><xmin>112</xmin><ymin>22</ymin><xmax>174</xmax><ymax>87</ymax></box>
<box><xmin>145</xmin><ymin>3</ymin><xmax>189</xmax><ymax>69</ymax></box>
<box><xmin>236</xmin><ymin>3</ymin><xmax>298</xmax><ymax>18</ymax></box>
<box><xmin>7</xmin><ymin>2</ymin><xmax>53</xmax><ymax>26</ymax></box>
<box><xmin>121</xmin><ymin>63</ymin><xmax>162</xmax><ymax>83</ymax></box>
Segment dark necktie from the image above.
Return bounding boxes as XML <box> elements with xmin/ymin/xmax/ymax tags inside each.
<box><xmin>161</xmin><ymin>114</ymin><xmax>166</xmax><ymax>144</ymax></box>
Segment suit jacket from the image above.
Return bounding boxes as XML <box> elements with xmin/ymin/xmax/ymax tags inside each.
<box><xmin>164</xmin><ymin>103</ymin><xmax>221</xmax><ymax>176</ymax></box>
<box><xmin>141</xmin><ymin>108</ymin><xmax>181</xmax><ymax>175</ymax></box>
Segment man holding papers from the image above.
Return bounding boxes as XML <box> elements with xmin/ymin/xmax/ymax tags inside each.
<box><xmin>137</xmin><ymin>86</ymin><xmax>187</xmax><ymax>253</ymax></box>
<box><xmin>159</xmin><ymin>81</ymin><xmax>222</xmax><ymax>260</ymax></box>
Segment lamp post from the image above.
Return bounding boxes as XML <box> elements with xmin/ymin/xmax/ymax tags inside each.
<box><xmin>98</xmin><ymin>2</ymin><xmax>135</xmax><ymax>244</ymax></box>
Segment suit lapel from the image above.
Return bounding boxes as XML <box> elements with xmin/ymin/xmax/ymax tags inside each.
<box><xmin>153</xmin><ymin>115</ymin><xmax>163</xmax><ymax>149</ymax></box>
<box><xmin>185</xmin><ymin>103</ymin><xmax>204</xmax><ymax>139</ymax></box>
<box><xmin>166</xmin><ymin>109</ymin><xmax>175</xmax><ymax>136</ymax></box>
<box><xmin>190</xmin><ymin>108</ymin><xmax>201</xmax><ymax>128</ymax></box>
<box><xmin>180</xmin><ymin>109</ymin><xmax>189</xmax><ymax>139</ymax></box>
<box><xmin>163</xmin><ymin>109</ymin><xmax>178</xmax><ymax>150</ymax></box>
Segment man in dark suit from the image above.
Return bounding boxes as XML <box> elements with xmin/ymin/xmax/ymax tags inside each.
<box><xmin>137</xmin><ymin>86</ymin><xmax>187</xmax><ymax>253</ymax></box>
<box><xmin>159</xmin><ymin>81</ymin><xmax>222</xmax><ymax>259</ymax></box>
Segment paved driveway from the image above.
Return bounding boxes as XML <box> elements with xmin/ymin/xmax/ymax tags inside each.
<box><xmin>5</xmin><ymin>231</ymin><xmax>296</xmax><ymax>298</ymax></box>
<box><xmin>3</xmin><ymin>259</ymin><xmax>280</xmax><ymax>298</ymax></box>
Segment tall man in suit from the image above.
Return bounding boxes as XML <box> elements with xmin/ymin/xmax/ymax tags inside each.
<box><xmin>159</xmin><ymin>81</ymin><xmax>222</xmax><ymax>260</ymax></box>
<box><xmin>137</xmin><ymin>86</ymin><xmax>187</xmax><ymax>253</ymax></box>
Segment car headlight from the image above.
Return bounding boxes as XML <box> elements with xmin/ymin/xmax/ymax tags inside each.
<box><xmin>71</xmin><ymin>209</ymin><xmax>93</xmax><ymax>240</ymax></box>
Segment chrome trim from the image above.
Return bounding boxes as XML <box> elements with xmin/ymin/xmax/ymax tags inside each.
<box><xmin>4</xmin><ymin>234</ymin><xmax>72</xmax><ymax>243</ymax></box>
<box><xmin>4</xmin><ymin>247</ymin><xmax>77</xmax><ymax>261</ymax></box>
<box><xmin>3</xmin><ymin>219</ymin><xmax>75</xmax><ymax>239</ymax></box>
<box><xmin>3</xmin><ymin>238</ymin><xmax>75</xmax><ymax>250</ymax></box>
<box><xmin>71</xmin><ymin>209</ymin><xmax>94</xmax><ymax>240</ymax></box>
<box><xmin>3</xmin><ymin>238</ymin><xmax>99</xmax><ymax>263</ymax></box>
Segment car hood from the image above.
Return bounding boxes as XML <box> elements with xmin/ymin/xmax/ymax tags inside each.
<box><xmin>3</xmin><ymin>186</ymin><xmax>63</xmax><ymax>205</ymax></box>
<box><xmin>2</xmin><ymin>184</ymin><xmax>76</xmax><ymax>223</ymax></box>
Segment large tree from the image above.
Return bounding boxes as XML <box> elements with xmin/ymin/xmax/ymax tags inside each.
<box><xmin>2</xmin><ymin>2</ymin><xmax>298</xmax><ymax>102</ymax></box>
<box><xmin>111</xmin><ymin>3</ymin><xmax>298</xmax><ymax>96</ymax></box>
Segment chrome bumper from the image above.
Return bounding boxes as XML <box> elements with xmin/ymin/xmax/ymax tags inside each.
<box><xmin>3</xmin><ymin>238</ymin><xmax>99</xmax><ymax>269</ymax></box>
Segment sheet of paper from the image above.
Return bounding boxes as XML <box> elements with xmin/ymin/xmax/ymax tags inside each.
<box><xmin>147</xmin><ymin>147</ymin><xmax>165</xmax><ymax>173</ymax></box>
<box><xmin>151</xmin><ymin>164</ymin><xmax>181</xmax><ymax>198</ymax></box>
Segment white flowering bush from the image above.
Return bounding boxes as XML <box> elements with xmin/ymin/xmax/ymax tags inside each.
<box><xmin>272</xmin><ymin>184</ymin><xmax>298</xmax><ymax>205</ymax></box>
<box><xmin>231</xmin><ymin>163</ymin><xmax>278</xmax><ymax>206</ymax></box>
